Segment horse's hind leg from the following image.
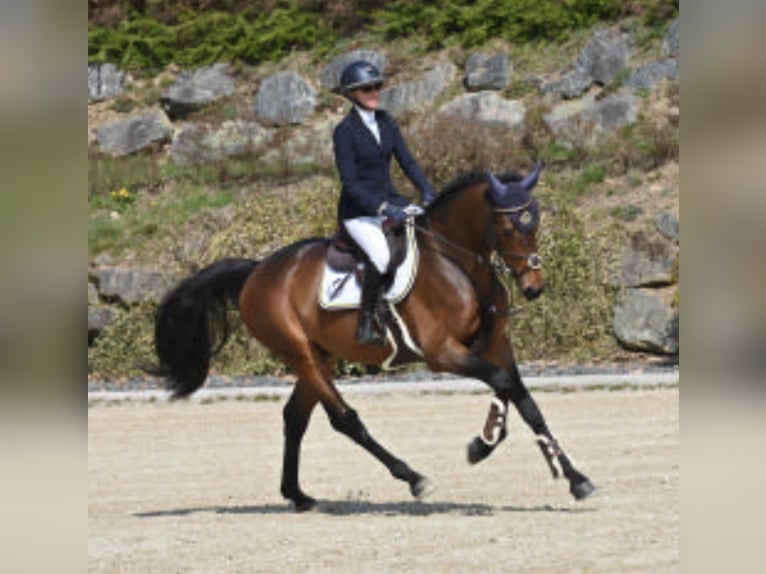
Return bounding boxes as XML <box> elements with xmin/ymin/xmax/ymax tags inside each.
<box><xmin>280</xmin><ymin>344</ymin><xmax>432</xmax><ymax>507</ymax></box>
<box><xmin>321</xmin><ymin>398</ymin><xmax>434</xmax><ymax>500</ymax></box>
<box><xmin>280</xmin><ymin>381</ymin><xmax>318</xmax><ymax>511</ymax></box>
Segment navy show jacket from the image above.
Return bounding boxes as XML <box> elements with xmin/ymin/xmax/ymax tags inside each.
<box><xmin>333</xmin><ymin>108</ymin><xmax>434</xmax><ymax>222</ymax></box>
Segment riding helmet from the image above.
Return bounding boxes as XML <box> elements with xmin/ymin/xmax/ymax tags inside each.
<box><xmin>339</xmin><ymin>61</ymin><xmax>384</xmax><ymax>94</ymax></box>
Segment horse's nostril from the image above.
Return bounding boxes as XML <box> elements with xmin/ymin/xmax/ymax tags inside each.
<box><xmin>523</xmin><ymin>285</ymin><xmax>543</xmax><ymax>300</ymax></box>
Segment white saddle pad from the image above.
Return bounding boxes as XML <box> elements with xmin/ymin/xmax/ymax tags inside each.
<box><xmin>319</xmin><ymin>223</ymin><xmax>419</xmax><ymax>310</ymax></box>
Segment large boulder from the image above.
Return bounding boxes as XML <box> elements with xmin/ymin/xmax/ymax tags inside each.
<box><xmin>88</xmin><ymin>281</ymin><xmax>115</xmax><ymax>343</ymax></box>
<box><xmin>542</xmin><ymin>68</ymin><xmax>593</xmax><ymax>100</ymax></box>
<box><xmin>663</xmin><ymin>19</ymin><xmax>679</xmax><ymax>58</ymax></box>
<box><xmin>91</xmin><ymin>267</ymin><xmax>176</xmax><ymax>305</ymax></box>
<box><xmin>321</xmin><ymin>50</ymin><xmax>388</xmax><ymax>92</ymax></box>
<box><xmin>88</xmin><ymin>63</ymin><xmax>125</xmax><ymax>103</ymax></box>
<box><xmin>96</xmin><ymin>111</ymin><xmax>172</xmax><ymax>155</ymax></box>
<box><xmin>627</xmin><ymin>59</ymin><xmax>678</xmax><ymax>91</ymax></box>
<box><xmin>655</xmin><ymin>211</ymin><xmax>680</xmax><ymax>242</ymax></box>
<box><xmin>543</xmin><ymin>90</ymin><xmax>639</xmax><ymax>147</ymax></box>
<box><xmin>379</xmin><ymin>61</ymin><xmax>457</xmax><ymax>116</ymax></box>
<box><xmin>613</xmin><ymin>288</ymin><xmax>679</xmax><ymax>354</ymax></box>
<box><xmin>437</xmin><ymin>92</ymin><xmax>525</xmax><ymax>131</ymax></box>
<box><xmin>618</xmin><ymin>231</ymin><xmax>678</xmax><ymax>288</ymax></box>
<box><xmin>171</xmin><ymin>120</ymin><xmax>275</xmax><ymax>165</ymax></box>
<box><xmin>88</xmin><ymin>306</ymin><xmax>116</xmax><ymax>344</ymax></box>
<box><xmin>464</xmin><ymin>52</ymin><xmax>510</xmax><ymax>91</ymax></box>
<box><xmin>160</xmin><ymin>63</ymin><xmax>236</xmax><ymax>119</ymax></box>
<box><xmin>254</xmin><ymin>71</ymin><xmax>318</xmax><ymax>126</ymax></box>
<box><xmin>544</xmin><ymin>29</ymin><xmax>633</xmax><ymax>99</ymax></box>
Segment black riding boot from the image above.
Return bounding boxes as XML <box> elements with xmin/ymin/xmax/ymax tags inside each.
<box><xmin>356</xmin><ymin>266</ymin><xmax>386</xmax><ymax>347</ymax></box>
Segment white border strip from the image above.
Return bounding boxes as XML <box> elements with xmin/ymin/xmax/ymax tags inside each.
<box><xmin>88</xmin><ymin>372</ymin><xmax>678</xmax><ymax>403</ymax></box>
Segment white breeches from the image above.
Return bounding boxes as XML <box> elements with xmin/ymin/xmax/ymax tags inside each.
<box><xmin>343</xmin><ymin>216</ymin><xmax>390</xmax><ymax>273</ymax></box>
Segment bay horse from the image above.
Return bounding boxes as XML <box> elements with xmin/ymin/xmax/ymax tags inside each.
<box><xmin>151</xmin><ymin>163</ymin><xmax>595</xmax><ymax>511</ymax></box>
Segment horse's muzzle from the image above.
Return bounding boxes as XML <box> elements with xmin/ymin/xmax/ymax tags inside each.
<box><xmin>522</xmin><ymin>284</ymin><xmax>544</xmax><ymax>301</ymax></box>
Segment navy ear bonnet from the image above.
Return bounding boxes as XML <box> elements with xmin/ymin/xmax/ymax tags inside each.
<box><xmin>486</xmin><ymin>162</ymin><xmax>542</xmax><ymax>234</ymax></box>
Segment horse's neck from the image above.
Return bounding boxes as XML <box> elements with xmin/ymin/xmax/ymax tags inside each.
<box><xmin>424</xmin><ymin>188</ymin><xmax>496</xmax><ymax>299</ymax></box>
<box><xmin>429</xmin><ymin>190</ymin><xmax>492</xmax><ymax>259</ymax></box>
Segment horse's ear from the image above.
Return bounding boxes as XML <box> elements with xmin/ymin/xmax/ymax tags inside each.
<box><xmin>521</xmin><ymin>161</ymin><xmax>542</xmax><ymax>193</ymax></box>
<box><xmin>486</xmin><ymin>170</ymin><xmax>507</xmax><ymax>204</ymax></box>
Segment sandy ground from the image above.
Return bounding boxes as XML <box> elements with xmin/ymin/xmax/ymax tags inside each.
<box><xmin>88</xmin><ymin>388</ymin><xmax>678</xmax><ymax>573</ymax></box>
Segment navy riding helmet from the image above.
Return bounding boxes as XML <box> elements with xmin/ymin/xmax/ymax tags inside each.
<box><xmin>339</xmin><ymin>61</ymin><xmax>384</xmax><ymax>95</ymax></box>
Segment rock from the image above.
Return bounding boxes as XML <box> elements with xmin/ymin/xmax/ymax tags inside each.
<box><xmin>96</xmin><ymin>111</ymin><xmax>172</xmax><ymax>155</ymax></box>
<box><xmin>161</xmin><ymin>63</ymin><xmax>236</xmax><ymax>119</ymax></box>
<box><xmin>627</xmin><ymin>59</ymin><xmax>678</xmax><ymax>91</ymax></box>
<box><xmin>88</xmin><ymin>306</ymin><xmax>116</xmax><ymax>343</ymax></box>
<box><xmin>254</xmin><ymin>71</ymin><xmax>318</xmax><ymax>126</ymax></box>
<box><xmin>613</xmin><ymin>288</ymin><xmax>679</xmax><ymax>354</ymax></box>
<box><xmin>321</xmin><ymin>50</ymin><xmax>388</xmax><ymax>92</ymax></box>
<box><xmin>542</xmin><ymin>68</ymin><xmax>593</xmax><ymax>100</ymax></box>
<box><xmin>261</xmin><ymin>119</ymin><xmax>336</xmax><ymax>167</ymax></box>
<box><xmin>437</xmin><ymin>92</ymin><xmax>525</xmax><ymax>131</ymax></box>
<box><xmin>619</xmin><ymin>231</ymin><xmax>677</xmax><ymax>288</ymax></box>
<box><xmin>88</xmin><ymin>282</ymin><xmax>100</xmax><ymax>305</ymax></box>
<box><xmin>88</xmin><ymin>63</ymin><xmax>125</xmax><ymax>102</ymax></box>
<box><xmin>543</xmin><ymin>29</ymin><xmax>633</xmax><ymax>99</ymax></box>
<box><xmin>464</xmin><ymin>52</ymin><xmax>510</xmax><ymax>91</ymax></box>
<box><xmin>655</xmin><ymin>211</ymin><xmax>679</xmax><ymax>242</ymax></box>
<box><xmin>379</xmin><ymin>61</ymin><xmax>457</xmax><ymax>115</ymax></box>
<box><xmin>663</xmin><ymin>19</ymin><xmax>679</xmax><ymax>57</ymax></box>
<box><xmin>543</xmin><ymin>89</ymin><xmax>638</xmax><ymax>147</ymax></box>
<box><xmin>92</xmin><ymin>267</ymin><xmax>176</xmax><ymax>305</ymax></box>
<box><xmin>171</xmin><ymin>120</ymin><xmax>274</xmax><ymax>165</ymax></box>
<box><xmin>578</xmin><ymin>29</ymin><xmax>633</xmax><ymax>85</ymax></box>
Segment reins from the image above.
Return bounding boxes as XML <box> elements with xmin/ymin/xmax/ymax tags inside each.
<box><xmin>411</xmin><ymin>219</ymin><xmax>528</xmax><ymax>317</ymax></box>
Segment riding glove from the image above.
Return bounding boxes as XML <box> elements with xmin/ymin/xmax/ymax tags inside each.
<box><xmin>422</xmin><ymin>191</ymin><xmax>435</xmax><ymax>206</ymax></box>
<box><xmin>382</xmin><ymin>204</ymin><xmax>409</xmax><ymax>222</ymax></box>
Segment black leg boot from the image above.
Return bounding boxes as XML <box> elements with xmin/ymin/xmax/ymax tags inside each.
<box><xmin>356</xmin><ymin>266</ymin><xmax>386</xmax><ymax>347</ymax></box>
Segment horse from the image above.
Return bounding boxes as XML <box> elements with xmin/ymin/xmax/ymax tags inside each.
<box><xmin>151</xmin><ymin>163</ymin><xmax>596</xmax><ymax>511</ymax></box>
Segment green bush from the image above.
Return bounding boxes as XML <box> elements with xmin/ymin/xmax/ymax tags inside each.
<box><xmin>89</xmin><ymin>8</ymin><xmax>333</xmax><ymax>71</ymax></box>
<box><xmin>509</xmin><ymin>205</ymin><xmax>621</xmax><ymax>361</ymax></box>
<box><xmin>374</xmin><ymin>0</ymin><xmax>624</xmax><ymax>48</ymax></box>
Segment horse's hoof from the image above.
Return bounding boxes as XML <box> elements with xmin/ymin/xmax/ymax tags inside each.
<box><xmin>570</xmin><ymin>479</ymin><xmax>596</xmax><ymax>501</ymax></box>
<box><xmin>291</xmin><ymin>496</ymin><xmax>318</xmax><ymax>512</ymax></box>
<box><xmin>411</xmin><ymin>477</ymin><xmax>435</xmax><ymax>500</ymax></box>
<box><xmin>467</xmin><ymin>436</ymin><xmax>493</xmax><ymax>465</ymax></box>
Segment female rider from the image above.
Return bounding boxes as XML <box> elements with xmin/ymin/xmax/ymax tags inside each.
<box><xmin>333</xmin><ymin>60</ymin><xmax>435</xmax><ymax>346</ymax></box>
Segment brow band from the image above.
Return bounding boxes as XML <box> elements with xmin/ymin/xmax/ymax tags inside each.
<box><xmin>492</xmin><ymin>198</ymin><xmax>534</xmax><ymax>213</ymax></box>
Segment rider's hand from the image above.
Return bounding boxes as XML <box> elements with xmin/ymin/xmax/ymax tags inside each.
<box><xmin>403</xmin><ymin>204</ymin><xmax>424</xmax><ymax>217</ymax></box>
<box><xmin>422</xmin><ymin>190</ymin><xmax>435</xmax><ymax>206</ymax></box>
<box><xmin>383</xmin><ymin>204</ymin><xmax>409</xmax><ymax>222</ymax></box>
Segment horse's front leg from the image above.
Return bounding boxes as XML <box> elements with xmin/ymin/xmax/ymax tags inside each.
<box><xmin>495</xmin><ymin>362</ymin><xmax>595</xmax><ymax>500</ymax></box>
<box><xmin>429</xmin><ymin>339</ymin><xmax>595</xmax><ymax>501</ymax></box>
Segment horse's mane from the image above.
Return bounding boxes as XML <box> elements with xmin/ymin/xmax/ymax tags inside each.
<box><xmin>425</xmin><ymin>169</ymin><xmax>524</xmax><ymax>216</ymax></box>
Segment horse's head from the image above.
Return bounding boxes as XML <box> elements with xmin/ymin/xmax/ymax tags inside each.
<box><xmin>486</xmin><ymin>162</ymin><xmax>544</xmax><ymax>300</ymax></box>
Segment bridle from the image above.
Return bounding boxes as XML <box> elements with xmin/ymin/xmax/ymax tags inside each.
<box><xmin>412</xmin><ymin>201</ymin><xmax>542</xmax><ymax>279</ymax></box>
<box><xmin>490</xmin><ymin>202</ymin><xmax>543</xmax><ymax>275</ymax></box>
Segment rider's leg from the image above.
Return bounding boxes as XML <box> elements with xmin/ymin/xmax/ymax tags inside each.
<box><xmin>343</xmin><ymin>217</ymin><xmax>390</xmax><ymax>346</ymax></box>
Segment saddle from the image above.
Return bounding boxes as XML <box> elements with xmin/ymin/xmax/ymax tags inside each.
<box><xmin>327</xmin><ymin>220</ymin><xmax>409</xmax><ymax>289</ymax></box>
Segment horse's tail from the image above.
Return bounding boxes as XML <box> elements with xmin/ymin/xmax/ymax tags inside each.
<box><xmin>148</xmin><ymin>257</ymin><xmax>258</xmax><ymax>399</ymax></box>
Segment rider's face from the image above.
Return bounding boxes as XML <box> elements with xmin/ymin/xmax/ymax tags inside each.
<box><xmin>353</xmin><ymin>84</ymin><xmax>382</xmax><ymax>110</ymax></box>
